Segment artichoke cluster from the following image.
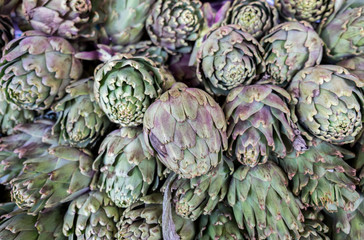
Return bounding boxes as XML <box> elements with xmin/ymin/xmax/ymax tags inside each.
<box><xmin>0</xmin><ymin>0</ymin><xmax>363</xmax><ymax>239</ymax></box>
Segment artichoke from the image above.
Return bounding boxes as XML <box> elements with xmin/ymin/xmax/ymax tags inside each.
<box><xmin>164</xmin><ymin>158</ymin><xmax>233</xmax><ymax>221</ymax></box>
<box><xmin>94</xmin><ymin>54</ymin><xmax>175</xmax><ymax>127</ymax></box>
<box><xmin>92</xmin><ymin>127</ymin><xmax>164</xmax><ymax>208</ymax></box>
<box><xmin>277</xmin><ymin>138</ymin><xmax>360</xmax><ymax>212</ymax></box>
<box><xmin>196</xmin><ymin>25</ymin><xmax>265</xmax><ymax>96</ymax></box>
<box><xmin>287</xmin><ymin>65</ymin><xmax>364</xmax><ymax>145</ymax></box>
<box><xmin>353</xmin><ymin>133</ymin><xmax>364</xmax><ymax>192</ymax></box>
<box><xmin>0</xmin><ymin>15</ymin><xmax>13</xmax><ymax>56</ymax></box>
<box><xmin>143</xmin><ymin>82</ymin><xmax>227</xmax><ymax>179</ymax></box>
<box><xmin>10</xmin><ymin>146</ymin><xmax>94</xmax><ymax>215</ymax></box>
<box><xmin>261</xmin><ymin>21</ymin><xmax>324</xmax><ymax>86</ymax></box>
<box><xmin>300</xmin><ymin>209</ymin><xmax>330</xmax><ymax>240</ymax></box>
<box><xmin>197</xmin><ymin>203</ymin><xmax>245</xmax><ymax>240</ymax></box>
<box><xmin>146</xmin><ymin>0</ymin><xmax>204</xmax><ymax>54</ymax></box>
<box><xmin>320</xmin><ymin>0</ymin><xmax>364</xmax><ymax>62</ymax></box>
<box><xmin>338</xmin><ymin>56</ymin><xmax>364</xmax><ymax>82</ymax></box>
<box><xmin>52</xmin><ymin>78</ymin><xmax>111</xmax><ymax>149</ymax></box>
<box><xmin>0</xmin><ymin>0</ymin><xmax>18</xmax><ymax>15</ymax></box>
<box><xmin>228</xmin><ymin>161</ymin><xmax>305</xmax><ymax>239</ymax></box>
<box><xmin>99</xmin><ymin>0</ymin><xmax>155</xmax><ymax>45</ymax></box>
<box><xmin>63</xmin><ymin>191</ymin><xmax>123</xmax><ymax>240</ymax></box>
<box><xmin>224</xmin><ymin>84</ymin><xmax>306</xmax><ymax>167</ymax></box>
<box><xmin>0</xmin><ymin>31</ymin><xmax>83</xmax><ymax>111</ymax></box>
<box><xmin>224</xmin><ymin>0</ymin><xmax>279</xmax><ymax>39</ymax></box>
<box><xmin>0</xmin><ymin>203</ymin><xmax>66</xmax><ymax>239</ymax></box>
<box><xmin>117</xmin><ymin>193</ymin><xmax>196</xmax><ymax>240</ymax></box>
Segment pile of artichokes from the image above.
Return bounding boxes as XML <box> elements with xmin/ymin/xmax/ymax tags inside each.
<box><xmin>0</xmin><ymin>0</ymin><xmax>363</xmax><ymax>239</ymax></box>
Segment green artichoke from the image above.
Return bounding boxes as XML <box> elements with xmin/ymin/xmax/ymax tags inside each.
<box><xmin>0</xmin><ymin>31</ymin><xmax>83</xmax><ymax>111</ymax></box>
<box><xmin>224</xmin><ymin>0</ymin><xmax>279</xmax><ymax>39</ymax></box>
<box><xmin>0</xmin><ymin>120</ymin><xmax>56</xmax><ymax>185</ymax></box>
<box><xmin>320</xmin><ymin>0</ymin><xmax>364</xmax><ymax>62</ymax></box>
<box><xmin>10</xmin><ymin>146</ymin><xmax>94</xmax><ymax>215</ymax></box>
<box><xmin>100</xmin><ymin>0</ymin><xmax>155</xmax><ymax>45</ymax></box>
<box><xmin>300</xmin><ymin>209</ymin><xmax>330</xmax><ymax>240</ymax></box>
<box><xmin>196</xmin><ymin>25</ymin><xmax>265</xmax><ymax>96</ymax></box>
<box><xmin>146</xmin><ymin>0</ymin><xmax>204</xmax><ymax>54</ymax></box>
<box><xmin>164</xmin><ymin>158</ymin><xmax>233</xmax><ymax>221</ymax></box>
<box><xmin>143</xmin><ymin>82</ymin><xmax>227</xmax><ymax>179</ymax></box>
<box><xmin>261</xmin><ymin>21</ymin><xmax>324</xmax><ymax>86</ymax></box>
<box><xmin>277</xmin><ymin>138</ymin><xmax>360</xmax><ymax>212</ymax></box>
<box><xmin>0</xmin><ymin>0</ymin><xmax>18</xmax><ymax>15</ymax></box>
<box><xmin>117</xmin><ymin>193</ymin><xmax>195</xmax><ymax>240</ymax></box>
<box><xmin>94</xmin><ymin>54</ymin><xmax>175</xmax><ymax>127</ymax></box>
<box><xmin>224</xmin><ymin>84</ymin><xmax>306</xmax><ymax>167</ymax></box>
<box><xmin>338</xmin><ymin>56</ymin><xmax>364</xmax><ymax>81</ymax></box>
<box><xmin>228</xmin><ymin>161</ymin><xmax>305</xmax><ymax>239</ymax></box>
<box><xmin>0</xmin><ymin>203</ymin><xmax>66</xmax><ymax>239</ymax></box>
<box><xmin>92</xmin><ymin>127</ymin><xmax>164</xmax><ymax>208</ymax></box>
<box><xmin>52</xmin><ymin>78</ymin><xmax>111</xmax><ymax>149</ymax></box>
<box><xmin>63</xmin><ymin>191</ymin><xmax>123</xmax><ymax>240</ymax></box>
<box><xmin>287</xmin><ymin>65</ymin><xmax>364</xmax><ymax>145</ymax></box>
<box><xmin>0</xmin><ymin>15</ymin><xmax>13</xmax><ymax>56</ymax></box>
<box><xmin>197</xmin><ymin>203</ymin><xmax>245</xmax><ymax>240</ymax></box>
<box><xmin>275</xmin><ymin>0</ymin><xmax>335</xmax><ymax>25</ymax></box>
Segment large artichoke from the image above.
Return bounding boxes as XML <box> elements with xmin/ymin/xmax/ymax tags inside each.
<box><xmin>63</xmin><ymin>191</ymin><xmax>123</xmax><ymax>240</ymax></box>
<box><xmin>94</xmin><ymin>54</ymin><xmax>175</xmax><ymax>127</ymax></box>
<box><xmin>261</xmin><ymin>21</ymin><xmax>324</xmax><ymax>86</ymax></box>
<box><xmin>277</xmin><ymin>138</ymin><xmax>360</xmax><ymax>212</ymax></box>
<box><xmin>92</xmin><ymin>127</ymin><xmax>164</xmax><ymax>208</ymax></box>
<box><xmin>0</xmin><ymin>15</ymin><xmax>13</xmax><ymax>56</ymax></box>
<box><xmin>224</xmin><ymin>84</ymin><xmax>306</xmax><ymax>167</ymax></box>
<box><xmin>117</xmin><ymin>193</ymin><xmax>196</xmax><ymax>240</ymax></box>
<box><xmin>10</xmin><ymin>146</ymin><xmax>94</xmax><ymax>215</ymax></box>
<box><xmin>196</xmin><ymin>25</ymin><xmax>265</xmax><ymax>96</ymax></box>
<box><xmin>224</xmin><ymin>0</ymin><xmax>279</xmax><ymax>39</ymax></box>
<box><xmin>228</xmin><ymin>161</ymin><xmax>305</xmax><ymax>239</ymax></box>
<box><xmin>52</xmin><ymin>78</ymin><xmax>111</xmax><ymax>149</ymax></box>
<box><xmin>143</xmin><ymin>82</ymin><xmax>227</xmax><ymax>179</ymax></box>
<box><xmin>287</xmin><ymin>65</ymin><xmax>364</xmax><ymax>145</ymax></box>
<box><xmin>320</xmin><ymin>0</ymin><xmax>364</xmax><ymax>62</ymax></box>
<box><xmin>146</xmin><ymin>0</ymin><xmax>204</xmax><ymax>54</ymax></box>
<box><xmin>0</xmin><ymin>31</ymin><xmax>83</xmax><ymax>111</ymax></box>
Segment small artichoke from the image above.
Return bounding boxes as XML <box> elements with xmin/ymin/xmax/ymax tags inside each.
<box><xmin>52</xmin><ymin>78</ymin><xmax>111</xmax><ymax>149</ymax></box>
<box><xmin>224</xmin><ymin>84</ymin><xmax>306</xmax><ymax>167</ymax></box>
<box><xmin>117</xmin><ymin>193</ymin><xmax>196</xmax><ymax>240</ymax></box>
<box><xmin>92</xmin><ymin>127</ymin><xmax>164</xmax><ymax>208</ymax></box>
<box><xmin>277</xmin><ymin>138</ymin><xmax>360</xmax><ymax>212</ymax></box>
<box><xmin>320</xmin><ymin>0</ymin><xmax>364</xmax><ymax>62</ymax></box>
<box><xmin>0</xmin><ymin>15</ymin><xmax>13</xmax><ymax>56</ymax></box>
<box><xmin>10</xmin><ymin>146</ymin><xmax>94</xmax><ymax>215</ymax></box>
<box><xmin>338</xmin><ymin>56</ymin><xmax>364</xmax><ymax>81</ymax></box>
<box><xmin>146</xmin><ymin>0</ymin><xmax>204</xmax><ymax>54</ymax></box>
<box><xmin>301</xmin><ymin>209</ymin><xmax>330</xmax><ymax>240</ymax></box>
<box><xmin>63</xmin><ymin>191</ymin><xmax>123</xmax><ymax>240</ymax></box>
<box><xmin>224</xmin><ymin>0</ymin><xmax>279</xmax><ymax>39</ymax></box>
<box><xmin>0</xmin><ymin>0</ymin><xmax>18</xmax><ymax>15</ymax></box>
<box><xmin>94</xmin><ymin>54</ymin><xmax>175</xmax><ymax>127</ymax></box>
<box><xmin>261</xmin><ymin>21</ymin><xmax>324</xmax><ymax>86</ymax></box>
<box><xmin>196</xmin><ymin>25</ymin><xmax>265</xmax><ymax>95</ymax></box>
<box><xmin>0</xmin><ymin>31</ymin><xmax>83</xmax><ymax>111</ymax></box>
<box><xmin>228</xmin><ymin>161</ymin><xmax>305</xmax><ymax>240</ymax></box>
<box><xmin>143</xmin><ymin>82</ymin><xmax>227</xmax><ymax>179</ymax></box>
<box><xmin>287</xmin><ymin>65</ymin><xmax>364</xmax><ymax>145</ymax></box>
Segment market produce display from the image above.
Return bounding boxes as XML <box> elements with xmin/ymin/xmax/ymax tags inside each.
<box><xmin>0</xmin><ymin>0</ymin><xmax>363</xmax><ymax>239</ymax></box>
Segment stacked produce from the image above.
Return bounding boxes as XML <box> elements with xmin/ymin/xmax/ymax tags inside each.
<box><xmin>0</xmin><ymin>0</ymin><xmax>363</xmax><ymax>239</ymax></box>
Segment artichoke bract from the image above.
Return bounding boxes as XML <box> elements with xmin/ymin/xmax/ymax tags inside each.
<box><xmin>196</xmin><ymin>25</ymin><xmax>265</xmax><ymax>96</ymax></box>
<box><xmin>228</xmin><ymin>161</ymin><xmax>305</xmax><ymax>239</ymax></box>
<box><xmin>224</xmin><ymin>0</ymin><xmax>279</xmax><ymax>39</ymax></box>
<box><xmin>143</xmin><ymin>82</ymin><xmax>228</xmax><ymax>179</ymax></box>
<box><xmin>92</xmin><ymin>127</ymin><xmax>164</xmax><ymax>208</ymax></box>
<box><xmin>353</xmin><ymin>133</ymin><xmax>364</xmax><ymax>192</ymax></box>
<box><xmin>94</xmin><ymin>54</ymin><xmax>175</xmax><ymax>127</ymax></box>
<box><xmin>52</xmin><ymin>78</ymin><xmax>111</xmax><ymax>149</ymax></box>
<box><xmin>0</xmin><ymin>15</ymin><xmax>13</xmax><ymax>57</ymax></box>
<box><xmin>0</xmin><ymin>31</ymin><xmax>83</xmax><ymax>111</ymax></box>
<box><xmin>287</xmin><ymin>65</ymin><xmax>364</xmax><ymax>145</ymax></box>
<box><xmin>117</xmin><ymin>193</ymin><xmax>196</xmax><ymax>240</ymax></box>
<box><xmin>261</xmin><ymin>21</ymin><xmax>324</xmax><ymax>86</ymax></box>
<box><xmin>338</xmin><ymin>56</ymin><xmax>364</xmax><ymax>82</ymax></box>
<box><xmin>10</xmin><ymin>146</ymin><xmax>94</xmax><ymax>215</ymax></box>
<box><xmin>63</xmin><ymin>191</ymin><xmax>123</xmax><ymax>240</ymax></box>
<box><xmin>278</xmin><ymin>138</ymin><xmax>360</xmax><ymax>212</ymax></box>
<box><xmin>224</xmin><ymin>84</ymin><xmax>306</xmax><ymax>167</ymax></box>
<box><xmin>320</xmin><ymin>0</ymin><xmax>364</xmax><ymax>62</ymax></box>
<box><xmin>146</xmin><ymin>0</ymin><xmax>204</xmax><ymax>54</ymax></box>
<box><xmin>100</xmin><ymin>0</ymin><xmax>155</xmax><ymax>45</ymax></box>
